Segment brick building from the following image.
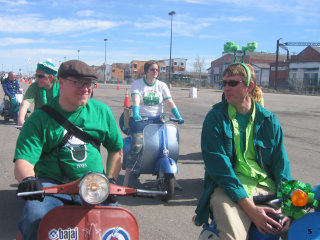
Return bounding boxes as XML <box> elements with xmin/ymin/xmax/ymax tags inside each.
<box><xmin>209</xmin><ymin>52</ymin><xmax>286</xmax><ymax>87</ymax></box>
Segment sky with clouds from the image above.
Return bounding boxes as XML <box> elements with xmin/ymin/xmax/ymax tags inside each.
<box><xmin>0</xmin><ymin>0</ymin><xmax>319</xmax><ymax>75</ymax></box>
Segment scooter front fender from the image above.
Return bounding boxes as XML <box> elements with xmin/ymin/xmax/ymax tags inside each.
<box><xmin>154</xmin><ymin>157</ymin><xmax>178</xmax><ymax>175</ymax></box>
<box><xmin>38</xmin><ymin>205</ymin><xmax>139</xmax><ymax>240</ymax></box>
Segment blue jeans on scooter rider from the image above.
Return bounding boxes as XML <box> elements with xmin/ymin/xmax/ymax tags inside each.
<box><xmin>194</xmin><ymin>64</ymin><xmax>292</xmax><ymax>240</ymax></box>
<box><xmin>123</xmin><ymin>60</ymin><xmax>184</xmax><ymax>187</ymax></box>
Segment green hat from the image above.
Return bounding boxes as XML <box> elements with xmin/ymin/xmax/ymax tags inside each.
<box><xmin>36</xmin><ymin>59</ymin><xmax>58</xmax><ymax>76</ymax></box>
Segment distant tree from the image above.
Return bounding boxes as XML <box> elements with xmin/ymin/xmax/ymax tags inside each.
<box><xmin>193</xmin><ymin>56</ymin><xmax>206</xmax><ymax>87</ymax></box>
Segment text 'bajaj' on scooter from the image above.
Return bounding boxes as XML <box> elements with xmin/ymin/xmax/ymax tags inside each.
<box><xmin>16</xmin><ymin>172</ymin><xmax>167</xmax><ymax>240</ymax></box>
<box><xmin>120</xmin><ymin>112</ymin><xmax>180</xmax><ymax>202</ymax></box>
<box><xmin>194</xmin><ymin>180</ymin><xmax>320</xmax><ymax>240</ymax></box>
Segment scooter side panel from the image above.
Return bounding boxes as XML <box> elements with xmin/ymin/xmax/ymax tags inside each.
<box><xmin>140</xmin><ymin>124</ymin><xmax>179</xmax><ymax>174</ymax></box>
<box><xmin>38</xmin><ymin>205</ymin><xmax>139</xmax><ymax>240</ymax></box>
<box><xmin>288</xmin><ymin>212</ymin><xmax>320</xmax><ymax>240</ymax></box>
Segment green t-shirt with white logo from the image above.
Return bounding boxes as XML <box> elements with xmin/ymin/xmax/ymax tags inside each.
<box><xmin>14</xmin><ymin>97</ymin><xmax>123</xmax><ymax>183</ymax></box>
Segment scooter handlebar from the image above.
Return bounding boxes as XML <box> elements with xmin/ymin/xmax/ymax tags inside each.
<box><xmin>17</xmin><ymin>190</ymin><xmax>45</xmax><ymax>197</ymax></box>
<box><xmin>136</xmin><ymin>115</ymin><xmax>180</xmax><ymax>123</ymax></box>
<box><xmin>135</xmin><ymin>189</ymin><xmax>167</xmax><ymax>198</ymax></box>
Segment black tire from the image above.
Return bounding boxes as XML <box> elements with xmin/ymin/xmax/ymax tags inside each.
<box><xmin>157</xmin><ymin>173</ymin><xmax>175</xmax><ymax>202</ymax></box>
<box><xmin>4</xmin><ymin>115</ymin><xmax>10</xmax><ymax>122</ymax></box>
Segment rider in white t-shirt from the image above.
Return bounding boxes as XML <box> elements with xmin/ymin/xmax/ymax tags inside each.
<box><xmin>123</xmin><ymin>60</ymin><xmax>184</xmax><ymax>187</ymax></box>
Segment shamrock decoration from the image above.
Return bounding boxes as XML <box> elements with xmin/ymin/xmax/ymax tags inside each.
<box><xmin>224</xmin><ymin>41</ymin><xmax>258</xmax><ymax>63</ymax></box>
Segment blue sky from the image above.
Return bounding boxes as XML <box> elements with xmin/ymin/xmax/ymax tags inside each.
<box><xmin>0</xmin><ymin>0</ymin><xmax>319</xmax><ymax>75</ymax></box>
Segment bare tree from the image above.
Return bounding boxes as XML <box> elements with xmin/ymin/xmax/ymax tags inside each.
<box><xmin>193</xmin><ymin>56</ymin><xmax>206</xmax><ymax>87</ymax></box>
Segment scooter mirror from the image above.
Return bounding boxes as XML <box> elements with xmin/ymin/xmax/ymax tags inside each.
<box><xmin>160</xmin><ymin>113</ymin><xmax>170</xmax><ymax>123</ymax></box>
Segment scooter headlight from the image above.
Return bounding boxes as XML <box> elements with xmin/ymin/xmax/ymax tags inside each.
<box><xmin>160</xmin><ymin>113</ymin><xmax>170</xmax><ymax>123</ymax></box>
<box><xmin>79</xmin><ymin>173</ymin><xmax>110</xmax><ymax>205</ymax></box>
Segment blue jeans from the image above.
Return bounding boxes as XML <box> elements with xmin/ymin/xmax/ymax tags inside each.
<box><xmin>18</xmin><ymin>177</ymin><xmax>117</xmax><ymax>240</ymax></box>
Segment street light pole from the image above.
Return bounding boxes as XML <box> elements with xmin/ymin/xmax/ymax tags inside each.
<box><xmin>168</xmin><ymin>11</ymin><xmax>176</xmax><ymax>88</ymax></box>
<box><xmin>77</xmin><ymin>50</ymin><xmax>80</xmax><ymax>60</ymax></box>
<box><xmin>274</xmin><ymin>38</ymin><xmax>281</xmax><ymax>90</ymax></box>
<box><xmin>104</xmin><ymin>38</ymin><xmax>108</xmax><ymax>84</ymax></box>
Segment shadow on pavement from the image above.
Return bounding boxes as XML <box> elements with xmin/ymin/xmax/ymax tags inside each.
<box><xmin>0</xmin><ymin>188</ymin><xmax>24</xmax><ymax>239</ymax></box>
<box><xmin>117</xmin><ymin>174</ymin><xmax>203</xmax><ymax>207</ymax></box>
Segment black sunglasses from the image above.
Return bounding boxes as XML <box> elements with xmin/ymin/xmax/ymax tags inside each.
<box><xmin>221</xmin><ymin>80</ymin><xmax>244</xmax><ymax>87</ymax></box>
<box><xmin>35</xmin><ymin>74</ymin><xmax>48</xmax><ymax>79</ymax></box>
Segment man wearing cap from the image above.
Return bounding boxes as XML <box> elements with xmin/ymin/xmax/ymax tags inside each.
<box><xmin>17</xmin><ymin>59</ymin><xmax>59</xmax><ymax>126</ymax></box>
<box><xmin>13</xmin><ymin>60</ymin><xmax>124</xmax><ymax>240</ymax></box>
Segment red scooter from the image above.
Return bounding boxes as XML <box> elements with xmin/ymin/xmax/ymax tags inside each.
<box><xmin>16</xmin><ymin>172</ymin><xmax>167</xmax><ymax>240</ymax></box>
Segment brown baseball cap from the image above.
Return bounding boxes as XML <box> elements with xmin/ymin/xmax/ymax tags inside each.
<box><xmin>57</xmin><ymin>60</ymin><xmax>98</xmax><ymax>80</ymax></box>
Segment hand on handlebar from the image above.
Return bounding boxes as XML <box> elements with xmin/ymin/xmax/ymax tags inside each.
<box><xmin>249</xmin><ymin>206</ymin><xmax>283</xmax><ymax>235</ymax></box>
<box><xmin>132</xmin><ymin>106</ymin><xmax>142</xmax><ymax>121</ymax></box>
<box><xmin>177</xmin><ymin>118</ymin><xmax>184</xmax><ymax>124</ymax></box>
<box><xmin>171</xmin><ymin>108</ymin><xmax>184</xmax><ymax>124</ymax></box>
<box><xmin>17</xmin><ymin>176</ymin><xmax>44</xmax><ymax>202</ymax></box>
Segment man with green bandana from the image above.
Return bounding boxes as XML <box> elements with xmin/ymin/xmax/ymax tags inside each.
<box><xmin>17</xmin><ymin>59</ymin><xmax>59</xmax><ymax>126</ymax></box>
<box><xmin>194</xmin><ymin>63</ymin><xmax>292</xmax><ymax>240</ymax></box>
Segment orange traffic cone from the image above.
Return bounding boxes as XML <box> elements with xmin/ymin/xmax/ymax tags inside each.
<box><xmin>29</xmin><ymin>80</ymin><xmax>31</xmax><ymax>84</ymax></box>
<box><xmin>117</xmin><ymin>82</ymin><xmax>120</xmax><ymax>90</ymax></box>
<box><xmin>123</xmin><ymin>88</ymin><xmax>130</xmax><ymax>107</ymax></box>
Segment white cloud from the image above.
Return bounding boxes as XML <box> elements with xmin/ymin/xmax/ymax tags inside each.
<box><xmin>76</xmin><ymin>10</ymin><xmax>94</xmax><ymax>17</ymax></box>
<box><xmin>0</xmin><ymin>37</ymin><xmax>44</xmax><ymax>46</ymax></box>
<box><xmin>0</xmin><ymin>0</ymin><xmax>29</xmax><ymax>5</ymax></box>
<box><xmin>0</xmin><ymin>15</ymin><xmax>121</xmax><ymax>34</ymax></box>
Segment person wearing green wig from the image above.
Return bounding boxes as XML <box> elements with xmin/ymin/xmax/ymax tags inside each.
<box><xmin>17</xmin><ymin>59</ymin><xmax>59</xmax><ymax>126</ymax></box>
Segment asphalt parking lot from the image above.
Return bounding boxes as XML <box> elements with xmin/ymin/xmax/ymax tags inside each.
<box><xmin>1</xmin><ymin>81</ymin><xmax>319</xmax><ymax>239</ymax></box>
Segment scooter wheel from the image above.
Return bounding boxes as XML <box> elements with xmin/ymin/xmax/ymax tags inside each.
<box><xmin>157</xmin><ymin>173</ymin><xmax>175</xmax><ymax>202</ymax></box>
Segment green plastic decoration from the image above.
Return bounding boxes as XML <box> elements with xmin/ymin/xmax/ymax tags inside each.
<box><xmin>224</xmin><ymin>41</ymin><xmax>258</xmax><ymax>63</ymax></box>
<box><xmin>277</xmin><ymin>180</ymin><xmax>319</xmax><ymax>220</ymax></box>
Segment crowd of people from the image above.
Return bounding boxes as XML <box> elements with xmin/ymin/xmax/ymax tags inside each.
<box><xmin>2</xmin><ymin>57</ymin><xmax>294</xmax><ymax>239</ymax></box>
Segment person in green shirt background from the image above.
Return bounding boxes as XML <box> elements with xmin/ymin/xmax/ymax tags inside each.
<box><xmin>17</xmin><ymin>58</ymin><xmax>59</xmax><ymax>126</ymax></box>
<box><xmin>194</xmin><ymin>63</ymin><xmax>292</xmax><ymax>240</ymax></box>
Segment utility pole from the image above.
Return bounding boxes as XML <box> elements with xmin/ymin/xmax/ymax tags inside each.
<box><xmin>168</xmin><ymin>11</ymin><xmax>176</xmax><ymax>88</ymax></box>
<box><xmin>104</xmin><ymin>38</ymin><xmax>108</xmax><ymax>84</ymax></box>
<box><xmin>274</xmin><ymin>38</ymin><xmax>281</xmax><ymax>90</ymax></box>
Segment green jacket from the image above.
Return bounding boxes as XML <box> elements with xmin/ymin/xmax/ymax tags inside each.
<box><xmin>195</xmin><ymin>100</ymin><xmax>292</xmax><ymax>225</ymax></box>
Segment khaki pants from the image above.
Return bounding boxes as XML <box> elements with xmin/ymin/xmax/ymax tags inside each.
<box><xmin>210</xmin><ymin>186</ymin><xmax>274</xmax><ymax>240</ymax></box>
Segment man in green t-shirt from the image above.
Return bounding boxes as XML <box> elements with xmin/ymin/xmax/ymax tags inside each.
<box><xmin>14</xmin><ymin>60</ymin><xmax>124</xmax><ymax>240</ymax></box>
<box><xmin>17</xmin><ymin>59</ymin><xmax>59</xmax><ymax>126</ymax></box>
<box><xmin>194</xmin><ymin>63</ymin><xmax>292</xmax><ymax>239</ymax></box>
